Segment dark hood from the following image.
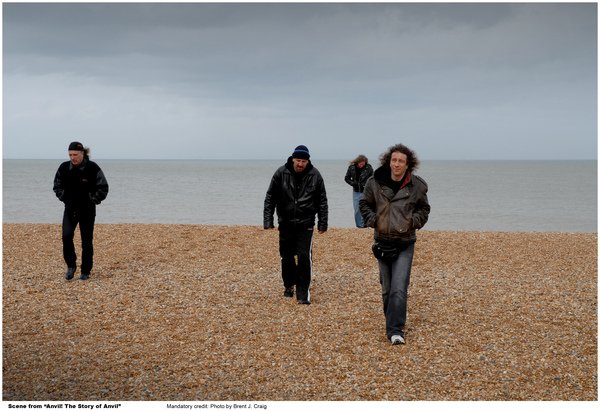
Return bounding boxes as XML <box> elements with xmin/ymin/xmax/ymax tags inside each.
<box><xmin>374</xmin><ymin>165</ymin><xmax>412</xmax><ymax>189</ymax></box>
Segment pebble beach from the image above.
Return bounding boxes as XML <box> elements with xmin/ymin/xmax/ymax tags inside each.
<box><xmin>2</xmin><ymin>224</ymin><xmax>597</xmax><ymax>401</ymax></box>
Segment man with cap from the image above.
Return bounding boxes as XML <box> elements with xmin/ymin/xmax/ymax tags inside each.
<box><xmin>264</xmin><ymin>145</ymin><xmax>328</xmax><ymax>304</ymax></box>
<box><xmin>53</xmin><ymin>142</ymin><xmax>109</xmax><ymax>281</ymax></box>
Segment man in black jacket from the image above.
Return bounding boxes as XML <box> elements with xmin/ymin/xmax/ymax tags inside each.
<box><xmin>53</xmin><ymin>142</ymin><xmax>109</xmax><ymax>281</ymax></box>
<box><xmin>264</xmin><ymin>145</ymin><xmax>328</xmax><ymax>304</ymax></box>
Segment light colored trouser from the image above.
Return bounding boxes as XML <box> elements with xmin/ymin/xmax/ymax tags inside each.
<box><xmin>353</xmin><ymin>191</ymin><xmax>364</xmax><ymax>228</ymax></box>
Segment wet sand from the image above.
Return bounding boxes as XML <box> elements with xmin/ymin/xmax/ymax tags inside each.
<box><xmin>2</xmin><ymin>224</ymin><xmax>597</xmax><ymax>401</ymax></box>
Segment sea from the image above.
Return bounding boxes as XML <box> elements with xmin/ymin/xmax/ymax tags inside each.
<box><xmin>2</xmin><ymin>159</ymin><xmax>597</xmax><ymax>232</ymax></box>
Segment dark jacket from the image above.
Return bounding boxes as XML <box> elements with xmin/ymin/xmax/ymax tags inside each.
<box><xmin>344</xmin><ymin>163</ymin><xmax>373</xmax><ymax>193</ymax></box>
<box><xmin>359</xmin><ymin>165</ymin><xmax>430</xmax><ymax>242</ymax></box>
<box><xmin>53</xmin><ymin>158</ymin><xmax>109</xmax><ymax>215</ymax></box>
<box><xmin>264</xmin><ymin>157</ymin><xmax>328</xmax><ymax>231</ymax></box>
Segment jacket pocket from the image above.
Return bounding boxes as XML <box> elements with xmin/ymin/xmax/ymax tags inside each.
<box><xmin>390</xmin><ymin>207</ymin><xmax>413</xmax><ymax>234</ymax></box>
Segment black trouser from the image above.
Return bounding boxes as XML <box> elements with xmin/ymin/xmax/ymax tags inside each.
<box><xmin>279</xmin><ymin>226</ymin><xmax>314</xmax><ymax>301</ymax></box>
<box><xmin>62</xmin><ymin>209</ymin><xmax>96</xmax><ymax>274</ymax></box>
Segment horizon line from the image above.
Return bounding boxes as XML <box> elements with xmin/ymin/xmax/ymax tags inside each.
<box><xmin>2</xmin><ymin>157</ymin><xmax>598</xmax><ymax>162</ymax></box>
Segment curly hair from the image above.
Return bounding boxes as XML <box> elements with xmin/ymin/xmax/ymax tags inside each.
<box><xmin>379</xmin><ymin>144</ymin><xmax>419</xmax><ymax>171</ymax></box>
<box><xmin>350</xmin><ymin>154</ymin><xmax>368</xmax><ymax>165</ymax></box>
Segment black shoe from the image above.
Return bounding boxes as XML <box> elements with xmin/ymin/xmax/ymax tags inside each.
<box><xmin>65</xmin><ymin>267</ymin><xmax>76</xmax><ymax>280</ymax></box>
<box><xmin>80</xmin><ymin>273</ymin><xmax>90</xmax><ymax>281</ymax></box>
<box><xmin>283</xmin><ymin>287</ymin><xmax>294</xmax><ymax>298</ymax></box>
<box><xmin>298</xmin><ymin>299</ymin><xmax>311</xmax><ymax>305</ymax></box>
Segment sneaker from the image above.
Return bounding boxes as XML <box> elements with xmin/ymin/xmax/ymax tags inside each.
<box><xmin>297</xmin><ymin>299</ymin><xmax>311</xmax><ymax>305</ymax></box>
<box><xmin>80</xmin><ymin>273</ymin><xmax>90</xmax><ymax>281</ymax></box>
<box><xmin>391</xmin><ymin>335</ymin><xmax>405</xmax><ymax>345</ymax></box>
<box><xmin>283</xmin><ymin>287</ymin><xmax>294</xmax><ymax>298</ymax></box>
<box><xmin>65</xmin><ymin>267</ymin><xmax>76</xmax><ymax>281</ymax></box>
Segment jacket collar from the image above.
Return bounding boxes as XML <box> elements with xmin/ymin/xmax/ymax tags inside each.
<box><xmin>69</xmin><ymin>158</ymin><xmax>88</xmax><ymax>171</ymax></box>
<box><xmin>374</xmin><ymin>165</ymin><xmax>412</xmax><ymax>189</ymax></box>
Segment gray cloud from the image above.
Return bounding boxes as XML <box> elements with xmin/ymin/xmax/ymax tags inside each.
<box><xmin>3</xmin><ymin>3</ymin><xmax>596</xmax><ymax>160</ymax></box>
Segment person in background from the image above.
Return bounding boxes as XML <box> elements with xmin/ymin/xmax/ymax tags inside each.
<box><xmin>359</xmin><ymin>144</ymin><xmax>430</xmax><ymax>345</ymax></box>
<box><xmin>53</xmin><ymin>142</ymin><xmax>109</xmax><ymax>281</ymax></box>
<box><xmin>344</xmin><ymin>154</ymin><xmax>373</xmax><ymax>228</ymax></box>
<box><xmin>263</xmin><ymin>145</ymin><xmax>328</xmax><ymax>305</ymax></box>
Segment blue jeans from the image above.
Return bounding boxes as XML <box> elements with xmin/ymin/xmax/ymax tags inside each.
<box><xmin>377</xmin><ymin>242</ymin><xmax>415</xmax><ymax>339</ymax></box>
<box><xmin>353</xmin><ymin>191</ymin><xmax>364</xmax><ymax>228</ymax></box>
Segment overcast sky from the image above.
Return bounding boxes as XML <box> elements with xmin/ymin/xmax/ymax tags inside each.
<box><xmin>2</xmin><ymin>2</ymin><xmax>597</xmax><ymax>160</ymax></box>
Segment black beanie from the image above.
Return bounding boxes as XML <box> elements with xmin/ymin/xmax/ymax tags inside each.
<box><xmin>292</xmin><ymin>145</ymin><xmax>310</xmax><ymax>160</ymax></box>
<box><xmin>68</xmin><ymin>141</ymin><xmax>84</xmax><ymax>151</ymax></box>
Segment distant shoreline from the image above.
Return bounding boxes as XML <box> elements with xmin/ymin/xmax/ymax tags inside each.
<box><xmin>3</xmin><ymin>222</ymin><xmax>597</xmax><ymax>235</ymax></box>
<box><xmin>2</xmin><ymin>158</ymin><xmax>597</xmax><ymax>161</ymax></box>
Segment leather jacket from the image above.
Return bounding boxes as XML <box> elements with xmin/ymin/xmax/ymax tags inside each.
<box><xmin>359</xmin><ymin>165</ymin><xmax>430</xmax><ymax>242</ymax></box>
<box><xmin>344</xmin><ymin>163</ymin><xmax>373</xmax><ymax>193</ymax></box>
<box><xmin>264</xmin><ymin>157</ymin><xmax>328</xmax><ymax>231</ymax></box>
